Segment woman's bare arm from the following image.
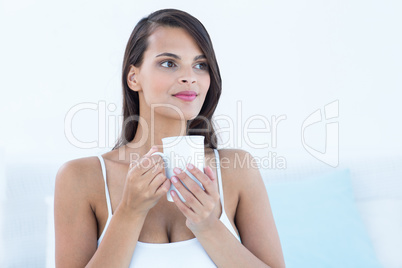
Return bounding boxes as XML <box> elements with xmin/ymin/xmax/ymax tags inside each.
<box><xmin>234</xmin><ymin>150</ymin><xmax>285</xmax><ymax>267</ymax></box>
<box><xmin>192</xmin><ymin>149</ymin><xmax>285</xmax><ymax>267</ymax></box>
<box><xmin>54</xmin><ymin>159</ymin><xmax>144</xmax><ymax>267</ymax></box>
<box><xmin>54</xmin><ymin>148</ymin><xmax>170</xmax><ymax>267</ymax></box>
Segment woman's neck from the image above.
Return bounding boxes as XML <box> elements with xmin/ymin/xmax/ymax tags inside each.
<box><xmin>118</xmin><ymin>115</ymin><xmax>189</xmax><ymax>160</ymax></box>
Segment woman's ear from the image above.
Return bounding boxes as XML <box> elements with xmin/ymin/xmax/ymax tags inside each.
<box><xmin>127</xmin><ymin>65</ymin><xmax>142</xmax><ymax>92</ymax></box>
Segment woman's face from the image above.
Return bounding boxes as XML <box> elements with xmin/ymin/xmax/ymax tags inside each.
<box><xmin>132</xmin><ymin>26</ymin><xmax>211</xmax><ymax>121</ymax></box>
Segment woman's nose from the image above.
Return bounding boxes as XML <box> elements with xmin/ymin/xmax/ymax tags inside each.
<box><xmin>179</xmin><ymin>68</ymin><xmax>197</xmax><ymax>84</ymax></box>
<box><xmin>180</xmin><ymin>78</ymin><xmax>196</xmax><ymax>84</ymax></box>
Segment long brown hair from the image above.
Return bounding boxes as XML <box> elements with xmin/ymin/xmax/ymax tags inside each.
<box><xmin>112</xmin><ymin>9</ymin><xmax>222</xmax><ymax>150</ymax></box>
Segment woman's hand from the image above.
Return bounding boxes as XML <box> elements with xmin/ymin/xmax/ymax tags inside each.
<box><xmin>170</xmin><ymin>164</ymin><xmax>221</xmax><ymax>234</ymax></box>
<box><xmin>118</xmin><ymin>146</ymin><xmax>171</xmax><ymax>216</ymax></box>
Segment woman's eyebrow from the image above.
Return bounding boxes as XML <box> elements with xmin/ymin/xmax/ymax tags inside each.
<box><xmin>155</xmin><ymin>52</ymin><xmax>206</xmax><ymax>61</ymax></box>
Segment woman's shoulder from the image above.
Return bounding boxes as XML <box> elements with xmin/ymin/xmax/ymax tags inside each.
<box><xmin>215</xmin><ymin>149</ymin><xmax>262</xmax><ymax>192</ymax></box>
<box><xmin>215</xmin><ymin>148</ymin><xmax>260</xmax><ymax>188</ymax></box>
<box><xmin>57</xmin><ymin>156</ymin><xmax>101</xmax><ymax>177</ymax></box>
<box><xmin>55</xmin><ymin>156</ymin><xmax>103</xmax><ymax>195</ymax></box>
<box><xmin>216</xmin><ymin>148</ymin><xmax>257</xmax><ymax>171</ymax></box>
<box><xmin>215</xmin><ymin>148</ymin><xmax>253</xmax><ymax>158</ymax></box>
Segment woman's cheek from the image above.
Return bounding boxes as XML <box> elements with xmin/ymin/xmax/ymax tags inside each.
<box><xmin>151</xmin><ymin>72</ymin><xmax>172</xmax><ymax>91</ymax></box>
<box><xmin>200</xmin><ymin>75</ymin><xmax>211</xmax><ymax>93</ymax></box>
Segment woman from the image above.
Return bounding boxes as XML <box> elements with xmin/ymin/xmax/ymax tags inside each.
<box><xmin>54</xmin><ymin>8</ymin><xmax>285</xmax><ymax>267</ymax></box>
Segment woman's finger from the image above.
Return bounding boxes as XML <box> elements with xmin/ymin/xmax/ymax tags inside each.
<box><xmin>155</xmin><ymin>177</ymin><xmax>171</xmax><ymax>196</ymax></box>
<box><xmin>184</xmin><ymin>164</ymin><xmax>218</xmax><ymax>196</ymax></box>
<box><xmin>171</xmin><ymin>176</ymin><xmax>203</xmax><ymax>212</ymax></box>
<box><xmin>170</xmin><ymin>190</ymin><xmax>195</xmax><ymax>218</ymax></box>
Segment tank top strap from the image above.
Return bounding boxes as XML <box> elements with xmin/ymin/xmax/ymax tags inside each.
<box><xmin>97</xmin><ymin>155</ymin><xmax>113</xmax><ymax>217</ymax></box>
<box><xmin>213</xmin><ymin>149</ymin><xmax>241</xmax><ymax>243</ymax></box>
<box><xmin>213</xmin><ymin>149</ymin><xmax>225</xmax><ymax>209</ymax></box>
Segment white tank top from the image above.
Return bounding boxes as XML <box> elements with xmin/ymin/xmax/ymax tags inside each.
<box><xmin>96</xmin><ymin>149</ymin><xmax>241</xmax><ymax>267</ymax></box>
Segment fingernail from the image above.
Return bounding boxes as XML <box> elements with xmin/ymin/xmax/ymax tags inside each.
<box><xmin>173</xmin><ymin>167</ymin><xmax>182</xmax><ymax>174</ymax></box>
<box><xmin>171</xmin><ymin>176</ymin><xmax>178</xmax><ymax>183</ymax></box>
<box><xmin>171</xmin><ymin>190</ymin><xmax>176</xmax><ymax>197</ymax></box>
<box><xmin>187</xmin><ymin>163</ymin><xmax>194</xmax><ymax>170</ymax></box>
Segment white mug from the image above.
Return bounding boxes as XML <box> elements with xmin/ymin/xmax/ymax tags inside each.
<box><xmin>152</xmin><ymin>135</ymin><xmax>205</xmax><ymax>202</ymax></box>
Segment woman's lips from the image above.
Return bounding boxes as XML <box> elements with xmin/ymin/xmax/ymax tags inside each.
<box><xmin>173</xmin><ymin>94</ymin><xmax>197</xmax><ymax>101</ymax></box>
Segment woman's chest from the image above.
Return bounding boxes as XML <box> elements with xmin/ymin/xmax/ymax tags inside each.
<box><xmin>94</xmin><ymin>150</ymin><xmax>239</xmax><ymax>242</ymax></box>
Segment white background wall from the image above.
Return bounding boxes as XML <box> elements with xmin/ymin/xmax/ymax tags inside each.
<box><xmin>1</xmin><ymin>0</ymin><xmax>401</xmax><ymax>167</ymax></box>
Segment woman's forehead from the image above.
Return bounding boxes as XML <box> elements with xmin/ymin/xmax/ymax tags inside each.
<box><xmin>146</xmin><ymin>26</ymin><xmax>203</xmax><ymax>57</ymax></box>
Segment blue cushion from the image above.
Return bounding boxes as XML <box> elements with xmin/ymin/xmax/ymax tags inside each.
<box><xmin>265</xmin><ymin>169</ymin><xmax>382</xmax><ymax>268</ymax></box>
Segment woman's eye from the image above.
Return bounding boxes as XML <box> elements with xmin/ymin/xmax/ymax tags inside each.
<box><xmin>195</xmin><ymin>62</ymin><xmax>208</xmax><ymax>70</ymax></box>
<box><xmin>161</xmin><ymin>61</ymin><xmax>176</xmax><ymax>68</ymax></box>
